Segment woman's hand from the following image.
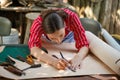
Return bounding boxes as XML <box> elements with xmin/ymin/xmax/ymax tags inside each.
<box><xmin>70</xmin><ymin>54</ymin><xmax>82</xmax><ymax>70</ymax></box>
<box><xmin>31</xmin><ymin>47</ymin><xmax>67</xmax><ymax>70</ymax></box>
<box><xmin>55</xmin><ymin>59</ymin><xmax>68</xmax><ymax>70</ymax></box>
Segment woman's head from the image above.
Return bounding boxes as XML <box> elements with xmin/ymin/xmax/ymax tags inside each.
<box><xmin>42</xmin><ymin>12</ymin><xmax>64</xmax><ymax>34</ymax></box>
<box><xmin>42</xmin><ymin>9</ymin><xmax>67</xmax><ymax>34</ymax></box>
<box><xmin>42</xmin><ymin>9</ymin><xmax>68</xmax><ymax>43</ymax></box>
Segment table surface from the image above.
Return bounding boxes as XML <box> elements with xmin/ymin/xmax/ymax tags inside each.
<box><xmin>0</xmin><ymin>44</ymin><xmax>120</xmax><ymax>80</ymax></box>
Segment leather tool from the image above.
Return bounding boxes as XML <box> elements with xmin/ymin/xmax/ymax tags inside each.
<box><xmin>60</xmin><ymin>52</ymin><xmax>76</xmax><ymax>72</ymax></box>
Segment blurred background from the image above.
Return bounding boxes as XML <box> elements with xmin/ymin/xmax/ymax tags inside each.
<box><xmin>0</xmin><ymin>0</ymin><xmax>120</xmax><ymax>44</ymax></box>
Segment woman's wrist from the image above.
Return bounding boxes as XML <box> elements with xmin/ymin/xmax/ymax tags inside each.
<box><xmin>77</xmin><ymin>46</ymin><xmax>89</xmax><ymax>59</ymax></box>
<box><xmin>51</xmin><ymin>59</ymin><xmax>59</xmax><ymax>67</ymax></box>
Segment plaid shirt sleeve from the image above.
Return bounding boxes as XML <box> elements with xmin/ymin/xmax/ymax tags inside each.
<box><xmin>64</xmin><ymin>9</ymin><xmax>89</xmax><ymax>50</ymax></box>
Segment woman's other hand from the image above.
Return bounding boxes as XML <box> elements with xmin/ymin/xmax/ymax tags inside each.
<box><xmin>70</xmin><ymin>46</ymin><xmax>89</xmax><ymax>70</ymax></box>
<box><xmin>70</xmin><ymin>54</ymin><xmax>82</xmax><ymax>70</ymax></box>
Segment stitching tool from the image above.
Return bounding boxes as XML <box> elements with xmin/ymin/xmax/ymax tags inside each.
<box><xmin>59</xmin><ymin>52</ymin><xmax>76</xmax><ymax>72</ymax></box>
<box><xmin>5</xmin><ymin>56</ymin><xmax>26</xmax><ymax>76</ymax></box>
<box><xmin>0</xmin><ymin>57</ymin><xmax>25</xmax><ymax>76</ymax></box>
<box><xmin>0</xmin><ymin>56</ymin><xmax>42</xmax><ymax>76</ymax></box>
<box><xmin>16</xmin><ymin>56</ymin><xmax>26</xmax><ymax>62</ymax></box>
<box><xmin>22</xmin><ymin>64</ymin><xmax>41</xmax><ymax>71</ymax></box>
<box><xmin>52</xmin><ymin>52</ymin><xmax>76</xmax><ymax>72</ymax></box>
<box><xmin>4</xmin><ymin>64</ymin><xmax>25</xmax><ymax>76</ymax></box>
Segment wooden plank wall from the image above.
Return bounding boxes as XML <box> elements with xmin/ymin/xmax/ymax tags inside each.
<box><xmin>69</xmin><ymin>0</ymin><xmax>120</xmax><ymax>35</ymax></box>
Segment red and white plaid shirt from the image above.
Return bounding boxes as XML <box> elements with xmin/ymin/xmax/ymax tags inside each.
<box><xmin>28</xmin><ymin>8</ymin><xmax>89</xmax><ymax>50</ymax></box>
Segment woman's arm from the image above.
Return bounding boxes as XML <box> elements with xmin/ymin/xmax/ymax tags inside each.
<box><xmin>30</xmin><ymin>47</ymin><xmax>67</xmax><ymax>70</ymax></box>
<box><xmin>64</xmin><ymin>9</ymin><xmax>89</xmax><ymax>70</ymax></box>
<box><xmin>77</xmin><ymin>46</ymin><xmax>89</xmax><ymax>61</ymax></box>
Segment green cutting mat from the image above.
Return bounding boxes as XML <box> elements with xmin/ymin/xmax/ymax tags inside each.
<box><xmin>0</xmin><ymin>45</ymin><xmax>30</xmax><ymax>63</ymax></box>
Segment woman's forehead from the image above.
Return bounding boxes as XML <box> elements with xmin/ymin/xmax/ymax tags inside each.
<box><xmin>47</xmin><ymin>28</ymin><xmax>65</xmax><ymax>37</ymax></box>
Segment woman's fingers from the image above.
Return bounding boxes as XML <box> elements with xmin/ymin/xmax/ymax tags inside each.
<box><xmin>72</xmin><ymin>63</ymin><xmax>81</xmax><ymax>69</ymax></box>
<box><xmin>70</xmin><ymin>59</ymin><xmax>81</xmax><ymax>70</ymax></box>
<box><xmin>57</xmin><ymin>59</ymin><xmax>67</xmax><ymax>70</ymax></box>
<box><xmin>56</xmin><ymin>58</ymin><xmax>82</xmax><ymax>70</ymax></box>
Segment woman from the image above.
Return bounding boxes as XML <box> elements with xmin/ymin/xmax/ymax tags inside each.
<box><xmin>28</xmin><ymin>8</ymin><xmax>89</xmax><ymax>71</ymax></box>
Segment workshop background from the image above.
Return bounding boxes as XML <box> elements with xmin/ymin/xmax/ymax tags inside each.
<box><xmin>0</xmin><ymin>0</ymin><xmax>120</xmax><ymax>44</ymax></box>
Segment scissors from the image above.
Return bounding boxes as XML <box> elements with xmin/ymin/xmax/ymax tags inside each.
<box><xmin>26</xmin><ymin>55</ymin><xmax>34</xmax><ymax>65</ymax></box>
<box><xmin>17</xmin><ymin>55</ymin><xmax>35</xmax><ymax>65</ymax></box>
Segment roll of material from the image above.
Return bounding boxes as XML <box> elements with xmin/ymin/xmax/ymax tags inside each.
<box><xmin>86</xmin><ymin>31</ymin><xmax>120</xmax><ymax>75</ymax></box>
<box><xmin>101</xmin><ymin>28</ymin><xmax>120</xmax><ymax>52</ymax></box>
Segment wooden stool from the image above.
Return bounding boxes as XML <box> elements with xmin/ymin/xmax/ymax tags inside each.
<box><xmin>24</xmin><ymin>12</ymin><xmax>40</xmax><ymax>44</ymax></box>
